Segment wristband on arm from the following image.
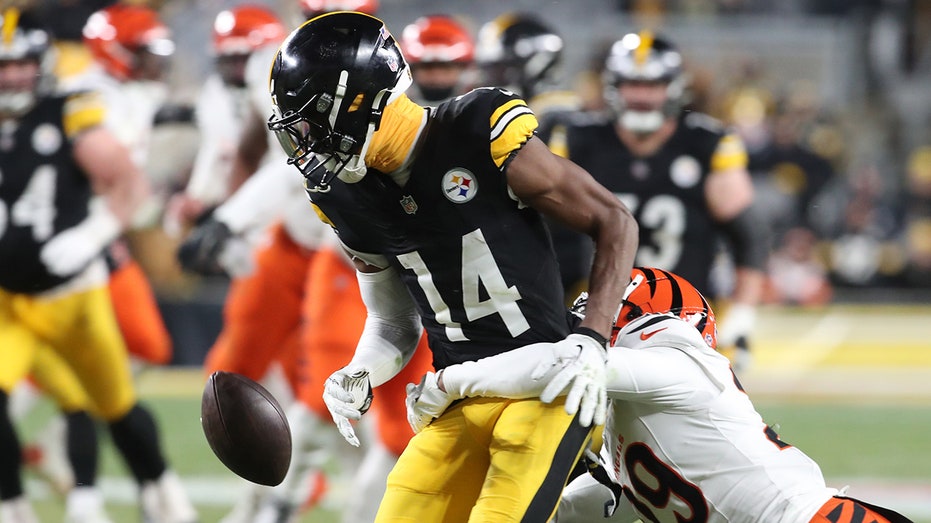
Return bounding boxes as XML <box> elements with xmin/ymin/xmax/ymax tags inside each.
<box><xmin>572</xmin><ymin>327</ymin><xmax>608</xmax><ymax>349</ymax></box>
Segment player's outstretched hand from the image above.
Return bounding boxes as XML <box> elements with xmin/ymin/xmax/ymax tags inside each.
<box><xmin>532</xmin><ymin>333</ymin><xmax>607</xmax><ymax>427</ymax></box>
<box><xmin>322</xmin><ymin>367</ymin><xmax>373</xmax><ymax>447</ymax></box>
<box><xmin>405</xmin><ymin>371</ymin><xmax>453</xmax><ymax>433</ymax></box>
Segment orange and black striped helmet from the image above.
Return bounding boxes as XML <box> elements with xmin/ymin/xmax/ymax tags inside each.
<box><xmin>612</xmin><ymin>267</ymin><xmax>717</xmax><ymax>349</ymax></box>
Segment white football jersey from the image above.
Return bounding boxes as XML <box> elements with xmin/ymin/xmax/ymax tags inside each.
<box><xmin>186</xmin><ymin>73</ymin><xmax>252</xmax><ymax>205</ymax></box>
<box><xmin>582</xmin><ymin>314</ymin><xmax>838</xmax><ymax>523</ymax></box>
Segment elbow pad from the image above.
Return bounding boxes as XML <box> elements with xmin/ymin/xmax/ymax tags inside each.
<box><xmin>719</xmin><ymin>207</ymin><xmax>770</xmax><ymax>271</ymax></box>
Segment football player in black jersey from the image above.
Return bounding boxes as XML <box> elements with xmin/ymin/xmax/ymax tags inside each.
<box><xmin>541</xmin><ymin>30</ymin><xmax>770</xmax><ymax>370</ymax></box>
<box><xmin>267</xmin><ymin>12</ymin><xmax>638</xmax><ymax>522</ymax></box>
<box><xmin>0</xmin><ymin>9</ymin><xmax>196</xmax><ymax>522</ymax></box>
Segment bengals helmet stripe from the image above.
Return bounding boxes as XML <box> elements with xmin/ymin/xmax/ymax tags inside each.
<box><xmin>613</xmin><ymin>267</ymin><xmax>717</xmax><ymax>349</ymax></box>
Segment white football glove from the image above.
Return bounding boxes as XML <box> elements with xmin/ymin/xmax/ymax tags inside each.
<box><xmin>531</xmin><ymin>333</ymin><xmax>608</xmax><ymax>427</ymax></box>
<box><xmin>405</xmin><ymin>371</ymin><xmax>453</xmax><ymax>434</ymax></box>
<box><xmin>40</xmin><ymin>199</ymin><xmax>121</xmax><ymax>277</ymax></box>
<box><xmin>322</xmin><ymin>367</ymin><xmax>373</xmax><ymax>447</ymax></box>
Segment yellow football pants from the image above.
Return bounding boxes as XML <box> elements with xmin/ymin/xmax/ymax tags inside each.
<box><xmin>0</xmin><ymin>285</ymin><xmax>136</xmax><ymax>421</ymax></box>
<box><xmin>376</xmin><ymin>396</ymin><xmax>593</xmax><ymax>523</ymax></box>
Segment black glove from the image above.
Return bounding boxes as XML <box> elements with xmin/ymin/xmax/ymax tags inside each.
<box><xmin>177</xmin><ymin>216</ymin><xmax>234</xmax><ymax>276</ymax></box>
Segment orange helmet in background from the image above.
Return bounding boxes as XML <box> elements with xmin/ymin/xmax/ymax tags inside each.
<box><xmin>83</xmin><ymin>4</ymin><xmax>174</xmax><ymax>81</ymax></box>
<box><xmin>613</xmin><ymin>267</ymin><xmax>717</xmax><ymax>348</ymax></box>
<box><xmin>299</xmin><ymin>0</ymin><xmax>379</xmax><ymax>19</ymax></box>
<box><xmin>400</xmin><ymin>15</ymin><xmax>474</xmax><ymax>65</ymax></box>
<box><xmin>212</xmin><ymin>5</ymin><xmax>286</xmax><ymax>56</ymax></box>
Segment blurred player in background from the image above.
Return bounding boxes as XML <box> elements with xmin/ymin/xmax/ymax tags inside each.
<box><xmin>542</xmin><ymin>30</ymin><xmax>769</xmax><ymax>369</ymax></box>
<box><xmin>475</xmin><ymin>12</ymin><xmax>564</xmax><ymax>105</ymax></box>
<box><xmin>399</xmin><ymin>14</ymin><xmax>475</xmax><ymax>105</ymax></box>
<box><xmin>164</xmin><ymin>4</ymin><xmax>287</xmax><ymax>235</ymax></box>
<box><xmin>13</xmin><ymin>3</ymin><xmax>179</xmax><ymax>507</ymax></box>
<box><xmin>407</xmin><ymin>267</ymin><xmax>915</xmax><ymax>523</ymax></box>
<box><xmin>0</xmin><ymin>8</ymin><xmax>196</xmax><ymax>522</ymax></box>
<box><xmin>12</xmin><ymin>0</ymin><xmax>177</xmax><ymax>510</ymax></box>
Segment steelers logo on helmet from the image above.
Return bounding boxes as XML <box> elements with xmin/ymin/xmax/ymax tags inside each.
<box><xmin>441</xmin><ymin>168</ymin><xmax>478</xmax><ymax>203</ymax></box>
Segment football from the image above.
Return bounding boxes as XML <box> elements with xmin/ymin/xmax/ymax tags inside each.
<box><xmin>201</xmin><ymin>371</ymin><xmax>292</xmax><ymax>486</ymax></box>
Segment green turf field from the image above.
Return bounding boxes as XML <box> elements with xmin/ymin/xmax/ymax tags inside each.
<box><xmin>18</xmin><ymin>376</ymin><xmax>931</xmax><ymax>523</ymax></box>
<box><xmin>18</xmin><ymin>305</ymin><xmax>931</xmax><ymax>522</ymax></box>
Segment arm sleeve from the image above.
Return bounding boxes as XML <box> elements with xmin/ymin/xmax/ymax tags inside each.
<box><xmin>440</xmin><ymin>343</ymin><xmax>556</xmax><ymax>399</ymax></box>
<box><xmin>440</xmin><ymin>341</ymin><xmax>716</xmax><ymax>406</ymax></box>
<box><xmin>213</xmin><ymin>161</ymin><xmax>299</xmax><ymax>235</ymax></box>
<box><xmin>346</xmin><ymin>267</ymin><xmax>423</xmax><ymax>387</ymax></box>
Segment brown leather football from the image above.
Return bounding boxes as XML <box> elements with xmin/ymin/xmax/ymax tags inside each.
<box><xmin>201</xmin><ymin>371</ymin><xmax>291</xmax><ymax>486</ymax></box>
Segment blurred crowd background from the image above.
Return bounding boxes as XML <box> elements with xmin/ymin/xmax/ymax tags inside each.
<box><xmin>27</xmin><ymin>0</ymin><xmax>931</xmax><ymax>365</ymax></box>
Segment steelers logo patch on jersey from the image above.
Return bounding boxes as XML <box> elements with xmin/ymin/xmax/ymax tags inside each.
<box><xmin>670</xmin><ymin>155</ymin><xmax>701</xmax><ymax>188</ymax></box>
<box><xmin>32</xmin><ymin>123</ymin><xmax>62</xmax><ymax>156</ymax></box>
<box><xmin>442</xmin><ymin>168</ymin><xmax>478</xmax><ymax>203</ymax></box>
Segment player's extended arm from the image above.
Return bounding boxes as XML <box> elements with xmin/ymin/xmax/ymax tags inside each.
<box><xmin>40</xmin><ymin>125</ymin><xmax>150</xmax><ymax>276</ymax></box>
<box><xmin>506</xmin><ymin>136</ymin><xmax>638</xmax><ymax>425</ymax></box>
<box><xmin>405</xmin><ymin>341</ymin><xmax>578</xmax><ymax>433</ymax></box>
<box><xmin>507</xmin><ymin>136</ymin><xmax>636</xmax><ymax>338</ymax></box>
<box><xmin>324</xmin><ymin>258</ymin><xmax>423</xmax><ymax>446</ymax></box>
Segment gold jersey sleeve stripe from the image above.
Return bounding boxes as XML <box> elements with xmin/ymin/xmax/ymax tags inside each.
<box><xmin>63</xmin><ymin>92</ymin><xmax>106</xmax><ymax>139</ymax></box>
<box><xmin>710</xmin><ymin>133</ymin><xmax>748</xmax><ymax>172</ymax></box>
<box><xmin>490</xmin><ymin>100</ymin><xmax>537</xmax><ymax>168</ymax></box>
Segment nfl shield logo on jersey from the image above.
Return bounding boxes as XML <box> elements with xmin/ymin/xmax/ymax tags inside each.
<box><xmin>400</xmin><ymin>195</ymin><xmax>418</xmax><ymax>214</ymax></box>
<box><xmin>442</xmin><ymin>168</ymin><xmax>478</xmax><ymax>203</ymax></box>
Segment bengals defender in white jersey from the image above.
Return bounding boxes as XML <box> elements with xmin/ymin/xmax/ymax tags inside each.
<box><xmin>407</xmin><ymin>267</ymin><xmax>915</xmax><ymax>523</ymax></box>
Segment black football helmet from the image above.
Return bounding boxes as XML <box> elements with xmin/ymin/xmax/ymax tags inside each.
<box><xmin>602</xmin><ymin>30</ymin><xmax>687</xmax><ymax>133</ymax></box>
<box><xmin>0</xmin><ymin>8</ymin><xmax>54</xmax><ymax>117</ymax></box>
<box><xmin>474</xmin><ymin>13</ymin><xmax>562</xmax><ymax>100</ymax></box>
<box><xmin>267</xmin><ymin>12</ymin><xmax>411</xmax><ymax>192</ymax></box>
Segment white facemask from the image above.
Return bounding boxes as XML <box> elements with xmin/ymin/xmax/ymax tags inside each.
<box><xmin>619</xmin><ymin>109</ymin><xmax>665</xmax><ymax>134</ymax></box>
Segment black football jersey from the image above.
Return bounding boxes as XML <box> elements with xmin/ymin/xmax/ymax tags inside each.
<box><xmin>0</xmin><ymin>95</ymin><xmax>97</xmax><ymax>293</ymax></box>
<box><xmin>560</xmin><ymin>112</ymin><xmax>745</xmax><ymax>296</ymax></box>
<box><xmin>311</xmin><ymin>89</ymin><xmax>571</xmax><ymax>369</ymax></box>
